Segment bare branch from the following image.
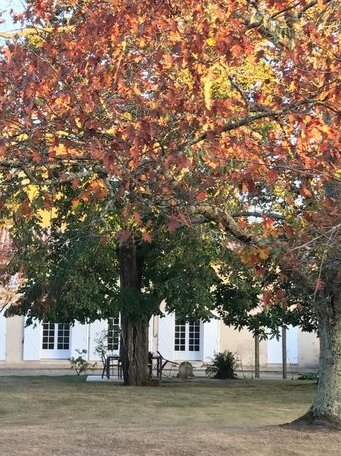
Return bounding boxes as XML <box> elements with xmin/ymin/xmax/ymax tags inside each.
<box><xmin>231</xmin><ymin>211</ymin><xmax>285</xmax><ymax>220</ymax></box>
<box><xmin>197</xmin><ymin>205</ymin><xmax>254</xmax><ymax>244</ymax></box>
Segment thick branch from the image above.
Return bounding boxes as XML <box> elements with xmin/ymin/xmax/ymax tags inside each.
<box><xmin>198</xmin><ymin>205</ymin><xmax>254</xmax><ymax>244</ymax></box>
<box><xmin>231</xmin><ymin>211</ymin><xmax>285</xmax><ymax>220</ymax></box>
<box><xmin>176</xmin><ymin>99</ymin><xmax>320</xmax><ymax>152</ymax></box>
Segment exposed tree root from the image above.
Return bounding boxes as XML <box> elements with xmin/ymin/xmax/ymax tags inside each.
<box><xmin>283</xmin><ymin>410</ymin><xmax>341</xmax><ymax>430</ymax></box>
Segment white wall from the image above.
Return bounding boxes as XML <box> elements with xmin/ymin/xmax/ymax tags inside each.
<box><xmin>70</xmin><ymin>322</ymin><xmax>88</xmax><ymax>359</ymax></box>
<box><xmin>158</xmin><ymin>312</ymin><xmax>175</xmax><ymax>361</ymax></box>
<box><xmin>202</xmin><ymin>318</ymin><xmax>219</xmax><ymax>362</ymax></box>
<box><xmin>0</xmin><ymin>311</ymin><xmax>6</xmax><ymax>361</ymax></box>
<box><xmin>88</xmin><ymin>319</ymin><xmax>108</xmax><ymax>360</ymax></box>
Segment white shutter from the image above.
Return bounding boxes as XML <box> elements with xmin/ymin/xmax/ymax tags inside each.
<box><xmin>267</xmin><ymin>335</ymin><xmax>282</xmax><ymax>363</ymax></box>
<box><xmin>267</xmin><ymin>325</ymin><xmax>298</xmax><ymax>364</ymax></box>
<box><xmin>158</xmin><ymin>312</ymin><xmax>175</xmax><ymax>361</ymax></box>
<box><xmin>88</xmin><ymin>319</ymin><xmax>108</xmax><ymax>360</ymax></box>
<box><xmin>202</xmin><ymin>318</ymin><xmax>219</xmax><ymax>362</ymax></box>
<box><xmin>70</xmin><ymin>322</ymin><xmax>89</xmax><ymax>359</ymax></box>
<box><xmin>0</xmin><ymin>312</ymin><xmax>6</xmax><ymax>361</ymax></box>
<box><xmin>287</xmin><ymin>326</ymin><xmax>298</xmax><ymax>363</ymax></box>
<box><xmin>23</xmin><ymin>319</ymin><xmax>41</xmax><ymax>360</ymax></box>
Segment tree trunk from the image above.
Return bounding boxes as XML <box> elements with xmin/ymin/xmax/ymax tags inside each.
<box><xmin>120</xmin><ymin>315</ymin><xmax>149</xmax><ymax>386</ymax></box>
<box><xmin>282</xmin><ymin>327</ymin><xmax>287</xmax><ymax>380</ymax></box>
<box><xmin>254</xmin><ymin>334</ymin><xmax>260</xmax><ymax>379</ymax></box>
<box><xmin>301</xmin><ymin>291</ymin><xmax>341</xmax><ymax>426</ymax></box>
<box><xmin>118</xmin><ymin>239</ymin><xmax>149</xmax><ymax>386</ymax></box>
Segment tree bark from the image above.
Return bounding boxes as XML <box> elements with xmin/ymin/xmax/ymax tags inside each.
<box><xmin>297</xmin><ymin>290</ymin><xmax>341</xmax><ymax>426</ymax></box>
<box><xmin>119</xmin><ymin>239</ymin><xmax>149</xmax><ymax>386</ymax></box>
<box><xmin>307</xmin><ymin>291</ymin><xmax>341</xmax><ymax>424</ymax></box>
<box><xmin>195</xmin><ymin>206</ymin><xmax>341</xmax><ymax>424</ymax></box>
<box><xmin>120</xmin><ymin>315</ymin><xmax>149</xmax><ymax>386</ymax></box>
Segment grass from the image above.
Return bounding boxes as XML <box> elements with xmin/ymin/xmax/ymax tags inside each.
<box><xmin>0</xmin><ymin>377</ymin><xmax>340</xmax><ymax>455</ymax></box>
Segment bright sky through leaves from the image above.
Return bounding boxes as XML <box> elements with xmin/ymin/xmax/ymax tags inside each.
<box><xmin>0</xmin><ymin>0</ymin><xmax>25</xmax><ymax>34</ymax></box>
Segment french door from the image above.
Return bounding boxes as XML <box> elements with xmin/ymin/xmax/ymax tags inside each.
<box><xmin>174</xmin><ymin>319</ymin><xmax>202</xmax><ymax>361</ymax></box>
<box><xmin>41</xmin><ymin>322</ymin><xmax>70</xmax><ymax>359</ymax></box>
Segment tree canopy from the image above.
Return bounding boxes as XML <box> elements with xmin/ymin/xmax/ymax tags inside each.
<box><xmin>0</xmin><ymin>0</ymin><xmax>340</xmax><ymax>420</ymax></box>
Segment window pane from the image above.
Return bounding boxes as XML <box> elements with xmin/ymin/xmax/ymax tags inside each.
<box><xmin>57</xmin><ymin>323</ymin><xmax>70</xmax><ymax>350</ymax></box>
<box><xmin>174</xmin><ymin>319</ymin><xmax>186</xmax><ymax>351</ymax></box>
<box><xmin>42</xmin><ymin>322</ymin><xmax>55</xmax><ymax>349</ymax></box>
<box><xmin>189</xmin><ymin>321</ymin><xmax>200</xmax><ymax>352</ymax></box>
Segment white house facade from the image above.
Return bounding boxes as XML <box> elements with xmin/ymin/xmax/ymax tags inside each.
<box><xmin>0</xmin><ymin>308</ymin><xmax>319</xmax><ymax>371</ymax></box>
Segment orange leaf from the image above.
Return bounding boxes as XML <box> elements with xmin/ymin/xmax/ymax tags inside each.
<box><xmin>300</xmin><ymin>187</ymin><xmax>312</xmax><ymax>198</ymax></box>
<box><xmin>258</xmin><ymin>247</ymin><xmax>270</xmax><ymax>260</ymax></box>
<box><xmin>133</xmin><ymin>211</ymin><xmax>142</xmax><ymax>224</ymax></box>
<box><xmin>142</xmin><ymin>231</ymin><xmax>153</xmax><ymax>243</ymax></box>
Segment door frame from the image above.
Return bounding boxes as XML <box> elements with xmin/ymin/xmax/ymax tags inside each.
<box><xmin>41</xmin><ymin>322</ymin><xmax>71</xmax><ymax>359</ymax></box>
<box><xmin>174</xmin><ymin>319</ymin><xmax>203</xmax><ymax>361</ymax></box>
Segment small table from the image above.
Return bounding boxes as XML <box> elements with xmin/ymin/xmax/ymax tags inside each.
<box><xmin>102</xmin><ymin>355</ymin><xmax>122</xmax><ymax>379</ymax></box>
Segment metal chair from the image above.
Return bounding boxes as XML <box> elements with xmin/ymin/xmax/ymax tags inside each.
<box><xmin>101</xmin><ymin>355</ymin><xmax>122</xmax><ymax>379</ymax></box>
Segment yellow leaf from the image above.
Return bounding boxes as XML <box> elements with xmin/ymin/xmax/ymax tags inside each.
<box><xmin>105</xmin><ymin>127</ymin><xmax>117</xmax><ymax>135</ymax></box>
<box><xmin>123</xmin><ymin>112</ymin><xmax>132</xmax><ymax>121</ymax></box>
<box><xmin>49</xmin><ymin>144</ymin><xmax>66</xmax><ymax>155</ymax></box>
<box><xmin>203</xmin><ymin>72</ymin><xmax>213</xmax><ymax>110</ymax></box>
<box><xmin>259</xmin><ymin>248</ymin><xmax>270</xmax><ymax>260</ymax></box>
<box><xmin>309</xmin><ymin>127</ymin><xmax>323</xmax><ymax>142</ymax></box>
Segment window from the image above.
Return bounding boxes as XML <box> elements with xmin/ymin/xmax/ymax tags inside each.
<box><xmin>42</xmin><ymin>323</ymin><xmax>70</xmax><ymax>350</ymax></box>
<box><xmin>57</xmin><ymin>324</ymin><xmax>70</xmax><ymax>350</ymax></box>
<box><xmin>174</xmin><ymin>319</ymin><xmax>186</xmax><ymax>351</ymax></box>
<box><xmin>42</xmin><ymin>322</ymin><xmax>55</xmax><ymax>350</ymax></box>
<box><xmin>188</xmin><ymin>321</ymin><xmax>200</xmax><ymax>351</ymax></box>
<box><xmin>107</xmin><ymin>317</ymin><xmax>120</xmax><ymax>352</ymax></box>
<box><xmin>175</xmin><ymin>319</ymin><xmax>200</xmax><ymax>352</ymax></box>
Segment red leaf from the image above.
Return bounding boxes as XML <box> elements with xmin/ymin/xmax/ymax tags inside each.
<box><xmin>262</xmin><ymin>290</ymin><xmax>272</xmax><ymax>306</ymax></box>
<box><xmin>168</xmin><ymin>217</ymin><xmax>180</xmax><ymax>232</ymax></box>
<box><xmin>195</xmin><ymin>191</ymin><xmax>207</xmax><ymax>201</ymax></box>
<box><xmin>116</xmin><ymin>230</ymin><xmax>131</xmax><ymax>244</ymax></box>
<box><xmin>133</xmin><ymin>211</ymin><xmax>142</xmax><ymax>224</ymax></box>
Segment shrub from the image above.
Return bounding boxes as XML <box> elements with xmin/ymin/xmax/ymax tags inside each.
<box><xmin>297</xmin><ymin>372</ymin><xmax>318</xmax><ymax>381</ymax></box>
<box><xmin>206</xmin><ymin>351</ymin><xmax>238</xmax><ymax>379</ymax></box>
<box><xmin>70</xmin><ymin>349</ymin><xmax>97</xmax><ymax>375</ymax></box>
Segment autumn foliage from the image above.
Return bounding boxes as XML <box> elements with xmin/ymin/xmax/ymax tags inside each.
<box><xmin>0</xmin><ymin>1</ymin><xmax>339</xmax><ymax>242</ymax></box>
<box><xmin>0</xmin><ymin>0</ymin><xmax>340</xmax><ymax>417</ymax></box>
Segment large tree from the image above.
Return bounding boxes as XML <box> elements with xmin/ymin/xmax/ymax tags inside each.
<box><xmin>3</xmin><ymin>180</ymin><xmax>222</xmax><ymax>385</ymax></box>
<box><xmin>0</xmin><ymin>0</ymin><xmax>340</xmax><ymax>422</ymax></box>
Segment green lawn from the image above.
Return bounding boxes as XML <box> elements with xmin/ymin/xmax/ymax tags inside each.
<box><xmin>0</xmin><ymin>377</ymin><xmax>339</xmax><ymax>455</ymax></box>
